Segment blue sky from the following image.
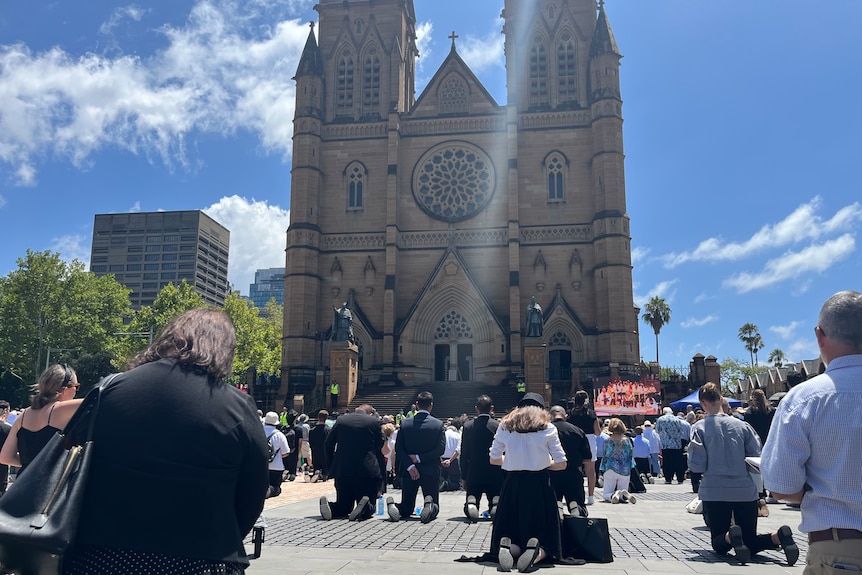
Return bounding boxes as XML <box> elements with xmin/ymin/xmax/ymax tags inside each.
<box><xmin>1</xmin><ymin>0</ymin><xmax>860</xmax><ymax>370</ymax></box>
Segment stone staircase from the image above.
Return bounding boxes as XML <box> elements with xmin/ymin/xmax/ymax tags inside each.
<box><xmin>348</xmin><ymin>382</ymin><xmax>522</xmax><ymax>420</ymax></box>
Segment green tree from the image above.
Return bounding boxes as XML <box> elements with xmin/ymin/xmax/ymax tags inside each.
<box><xmin>767</xmin><ymin>348</ymin><xmax>786</xmax><ymax>368</ymax></box>
<box><xmin>222</xmin><ymin>292</ymin><xmax>281</xmax><ymax>383</ymax></box>
<box><xmin>737</xmin><ymin>322</ymin><xmax>764</xmax><ymax>366</ymax></box>
<box><xmin>720</xmin><ymin>356</ymin><xmax>768</xmax><ymax>396</ymax></box>
<box><xmin>0</xmin><ymin>250</ymin><xmax>131</xmax><ymax>388</ymax></box>
<box><xmin>119</xmin><ymin>281</ymin><xmax>207</xmax><ymax>365</ymax></box>
<box><xmin>641</xmin><ymin>296</ymin><xmax>671</xmax><ymax>364</ymax></box>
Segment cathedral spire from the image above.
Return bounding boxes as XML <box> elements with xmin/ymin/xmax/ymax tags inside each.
<box><xmin>294</xmin><ymin>23</ymin><xmax>324</xmax><ymax>78</ymax></box>
<box><xmin>590</xmin><ymin>3</ymin><xmax>621</xmax><ymax>58</ymax></box>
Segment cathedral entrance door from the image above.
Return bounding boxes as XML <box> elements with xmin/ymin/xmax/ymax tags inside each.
<box><xmin>548</xmin><ymin>350</ymin><xmax>572</xmax><ymax>382</ymax></box>
<box><xmin>434</xmin><ymin>344</ymin><xmax>450</xmax><ymax>382</ymax></box>
<box><xmin>457</xmin><ymin>344</ymin><xmax>473</xmax><ymax>381</ymax></box>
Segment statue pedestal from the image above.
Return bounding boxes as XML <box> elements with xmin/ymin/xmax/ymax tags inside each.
<box><xmin>524</xmin><ymin>339</ymin><xmax>549</xmax><ymax>406</ymax></box>
<box><xmin>329</xmin><ymin>342</ymin><xmax>359</xmax><ymax>409</ymax></box>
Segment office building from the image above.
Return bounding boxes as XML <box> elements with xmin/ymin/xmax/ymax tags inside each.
<box><xmin>90</xmin><ymin>210</ymin><xmax>230</xmax><ymax>309</ymax></box>
<box><xmin>249</xmin><ymin>267</ymin><xmax>285</xmax><ymax>310</ymax></box>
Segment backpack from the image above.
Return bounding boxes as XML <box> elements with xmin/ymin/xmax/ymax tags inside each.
<box><xmin>266</xmin><ymin>430</ymin><xmax>280</xmax><ymax>463</ymax></box>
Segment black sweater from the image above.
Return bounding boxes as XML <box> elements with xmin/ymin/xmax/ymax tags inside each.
<box><xmin>74</xmin><ymin>359</ymin><xmax>269</xmax><ymax>565</ymax></box>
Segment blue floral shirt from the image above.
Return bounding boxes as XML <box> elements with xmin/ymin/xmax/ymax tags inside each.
<box><xmin>655</xmin><ymin>413</ymin><xmax>689</xmax><ymax>449</ymax></box>
<box><xmin>600</xmin><ymin>438</ymin><xmax>634</xmax><ymax>476</ymax></box>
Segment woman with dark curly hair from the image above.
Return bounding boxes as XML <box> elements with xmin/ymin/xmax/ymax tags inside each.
<box><xmin>62</xmin><ymin>308</ymin><xmax>270</xmax><ymax>575</ymax></box>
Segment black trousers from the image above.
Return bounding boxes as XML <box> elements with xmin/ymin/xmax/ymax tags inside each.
<box><xmin>440</xmin><ymin>459</ymin><xmax>461</xmax><ymax>491</ymax></box>
<box><xmin>550</xmin><ymin>469</ymin><xmax>586</xmax><ymax>507</ymax></box>
<box><xmin>398</xmin><ymin>466</ymin><xmax>440</xmax><ymax>517</ymax></box>
<box><xmin>267</xmin><ymin>469</ymin><xmax>284</xmax><ymax>497</ymax></box>
<box><xmin>465</xmin><ymin>479</ymin><xmax>502</xmax><ymax>513</ymax></box>
<box><xmin>330</xmin><ymin>476</ymin><xmax>379</xmax><ymax>519</ymax></box>
<box><xmin>702</xmin><ymin>500</ymin><xmax>775</xmax><ymax>556</ymax></box>
<box><xmin>661</xmin><ymin>448</ymin><xmax>686</xmax><ymax>483</ymax></box>
<box><xmin>634</xmin><ymin>457</ymin><xmax>651</xmax><ymax>476</ymax></box>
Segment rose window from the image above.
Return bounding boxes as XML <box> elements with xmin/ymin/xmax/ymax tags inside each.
<box><xmin>434</xmin><ymin>311</ymin><xmax>473</xmax><ymax>340</ymax></box>
<box><xmin>413</xmin><ymin>143</ymin><xmax>495</xmax><ymax>222</ymax></box>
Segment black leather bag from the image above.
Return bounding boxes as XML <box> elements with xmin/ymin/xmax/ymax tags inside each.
<box><xmin>561</xmin><ymin>515</ymin><xmax>614</xmax><ymax>563</ymax></box>
<box><xmin>0</xmin><ymin>374</ymin><xmax>118</xmax><ymax>575</ymax></box>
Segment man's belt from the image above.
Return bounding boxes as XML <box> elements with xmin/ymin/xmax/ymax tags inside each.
<box><xmin>808</xmin><ymin>528</ymin><xmax>862</xmax><ymax>544</ymax></box>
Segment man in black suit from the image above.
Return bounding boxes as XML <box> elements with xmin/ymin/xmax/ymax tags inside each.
<box><xmin>320</xmin><ymin>404</ymin><xmax>386</xmax><ymax>521</ymax></box>
<box><xmin>549</xmin><ymin>404</ymin><xmax>592</xmax><ymax>515</ymax></box>
<box><xmin>308</xmin><ymin>410</ymin><xmax>330</xmax><ymax>481</ymax></box>
<box><xmin>387</xmin><ymin>391</ymin><xmax>445</xmax><ymax>523</ymax></box>
<box><xmin>459</xmin><ymin>394</ymin><xmax>504</xmax><ymax>522</ymax></box>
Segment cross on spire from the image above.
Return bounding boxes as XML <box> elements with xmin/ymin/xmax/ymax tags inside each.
<box><xmin>309</xmin><ymin>21</ymin><xmax>316</xmax><ymax>31</ymax></box>
<box><xmin>597</xmin><ymin>0</ymin><xmax>605</xmax><ymax>9</ymax></box>
<box><xmin>448</xmin><ymin>30</ymin><xmax>459</xmax><ymax>51</ymax></box>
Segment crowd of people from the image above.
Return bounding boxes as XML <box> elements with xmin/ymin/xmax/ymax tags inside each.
<box><xmin>0</xmin><ymin>290</ymin><xmax>859</xmax><ymax>574</ymax></box>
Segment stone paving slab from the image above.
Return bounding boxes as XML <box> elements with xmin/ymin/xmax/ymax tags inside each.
<box><xmin>247</xmin><ymin>480</ymin><xmax>807</xmax><ymax>575</ymax></box>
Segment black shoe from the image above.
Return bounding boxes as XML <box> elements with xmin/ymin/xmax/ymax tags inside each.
<box><xmin>348</xmin><ymin>496</ymin><xmax>370</xmax><ymax>521</ymax></box>
<box><xmin>465</xmin><ymin>495</ymin><xmax>479</xmax><ymax>523</ymax></box>
<box><xmin>319</xmin><ymin>496</ymin><xmax>332</xmax><ymax>521</ymax></box>
<box><xmin>728</xmin><ymin>525</ymin><xmax>750</xmax><ymax>564</ymax></box>
<box><xmin>420</xmin><ymin>495</ymin><xmax>435</xmax><ymax>523</ymax></box>
<box><xmin>517</xmin><ymin>538</ymin><xmax>542</xmax><ymax>573</ymax></box>
<box><xmin>777</xmin><ymin>525</ymin><xmax>799</xmax><ymax>566</ymax></box>
<box><xmin>386</xmin><ymin>496</ymin><xmax>401</xmax><ymax>522</ymax></box>
<box><xmin>498</xmin><ymin>537</ymin><xmax>514</xmax><ymax>572</ymax></box>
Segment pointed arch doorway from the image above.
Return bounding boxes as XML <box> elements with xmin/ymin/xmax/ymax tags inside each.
<box><xmin>433</xmin><ymin>311</ymin><xmax>473</xmax><ymax>382</ymax></box>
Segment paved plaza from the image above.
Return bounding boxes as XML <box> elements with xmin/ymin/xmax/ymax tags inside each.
<box><xmin>246</xmin><ymin>479</ymin><xmax>806</xmax><ymax>575</ymax></box>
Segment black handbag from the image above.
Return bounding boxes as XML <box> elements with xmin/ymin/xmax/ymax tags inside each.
<box><xmin>0</xmin><ymin>374</ymin><xmax>118</xmax><ymax>575</ymax></box>
<box><xmin>561</xmin><ymin>515</ymin><xmax>614</xmax><ymax>563</ymax></box>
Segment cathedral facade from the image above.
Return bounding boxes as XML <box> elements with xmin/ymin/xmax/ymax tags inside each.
<box><xmin>281</xmin><ymin>0</ymin><xmax>640</xmax><ymax>402</ymax></box>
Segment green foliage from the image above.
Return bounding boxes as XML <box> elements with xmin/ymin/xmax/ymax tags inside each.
<box><xmin>641</xmin><ymin>296</ymin><xmax>672</xmax><ymax>364</ymax></box>
<box><xmin>737</xmin><ymin>322</ymin><xmax>765</xmax><ymax>366</ymax></box>
<box><xmin>0</xmin><ymin>250</ymin><xmax>132</xmax><ymax>395</ymax></box>
<box><xmin>719</xmin><ymin>356</ymin><xmax>768</xmax><ymax>395</ymax></box>
<box><xmin>222</xmin><ymin>293</ymin><xmax>282</xmax><ymax>386</ymax></box>
<box><xmin>767</xmin><ymin>348</ymin><xmax>786</xmax><ymax>368</ymax></box>
<box><xmin>118</xmin><ymin>281</ymin><xmax>207</xmax><ymax>366</ymax></box>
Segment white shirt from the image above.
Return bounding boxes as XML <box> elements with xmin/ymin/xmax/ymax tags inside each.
<box><xmin>442</xmin><ymin>427</ymin><xmax>461</xmax><ymax>459</ymax></box>
<box><xmin>490</xmin><ymin>423</ymin><xmax>566</xmax><ymax>471</ymax></box>
<box><xmin>265</xmin><ymin>426</ymin><xmax>290</xmax><ymax>472</ymax></box>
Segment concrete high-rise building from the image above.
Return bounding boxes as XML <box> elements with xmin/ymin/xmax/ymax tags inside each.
<box><xmin>282</xmin><ymin>0</ymin><xmax>639</xmax><ymax>401</ymax></box>
<box><xmin>90</xmin><ymin>210</ymin><xmax>230</xmax><ymax>309</ymax></box>
<box><xmin>249</xmin><ymin>267</ymin><xmax>285</xmax><ymax>309</ymax></box>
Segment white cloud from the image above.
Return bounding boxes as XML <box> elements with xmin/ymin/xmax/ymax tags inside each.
<box><xmin>203</xmin><ymin>195</ymin><xmax>290</xmax><ymax>294</ymax></box>
<box><xmin>415</xmin><ymin>21</ymin><xmax>434</xmax><ymax>66</ymax></box>
<box><xmin>681</xmin><ymin>315</ymin><xmax>718</xmax><ymax>328</ymax></box>
<box><xmin>634</xmin><ymin>279</ymin><xmax>677</xmax><ymax>308</ymax></box>
<box><xmin>51</xmin><ymin>234</ymin><xmax>91</xmax><ymax>268</ymax></box>
<box><xmin>128</xmin><ymin>201</ymin><xmax>142</xmax><ymax>212</ymax></box>
<box><xmin>99</xmin><ymin>5</ymin><xmax>146</xmax><ymax>39</ymax></box>
<box><xmin>693</xmin><ymin>291</ymin><xmax>713</xmax><ymax>304</ymax></box>
<box><xmin>631</xmin><ymin>246</ymin><xmax>650</xmax><ymax>265</ymax></box>
<box><xmin>663</xmin><ymin>197</ymin><xmax>862</xmax><ymax>267</ymax></box>
<box><xmin>723</xmin><ymin>234</ymin><xmax>855</xmax><ymax>293</ymax></box>
<box><xmin>0</xmin><ymin>194</ymin><xmax>6</xmax><ymax>209</ymax></box>
<box><xmin>769</xmin><ymin>321</ymin><xmax>802</xmax><ymax>341</ymax></box>
<box><xmin>786</xmin><ymin>338</ymin><xmax>819</xmax><ymax>363</ymax></box>
<box><xmin>0</xmin><ymin>0</ymin><xmax>310</xmax><ymax>186</ymax></box>
<box><xmin>459</xmin><ymin>18</ymin><xmax>505</xmax><ymax>73</ymax></box>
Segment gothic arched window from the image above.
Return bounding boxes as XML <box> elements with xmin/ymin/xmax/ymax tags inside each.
<box><xmin>362</xmin><ymin>47</ymin><xmax>380</xmax><ymax>113</ymax></box>
<box><xmin>530</xmin><ymin>35</ymin><xmax>549</xmax><ymax>106</ymax></box>
<box><xmin>557</xmin><ymin>33</ymin><xmax>577</xmax><ymax>104</ymax></box>
<box><xmin>336</xmin><ymin>50</ymin><xmax>354</xmax><ymax>115</ymax></box>
<box><xmin>435</xmin><ymin>311</ymin><xmax>473</xmax><ymax>340</ymax></box>
<box><xmin>545</xmin><ymin>152</ymin><xmax>566</xmax><ymax>202</ymax></box>
<box><xmin>346</xmin><ymin>162</ymin><xmax>366</xmax><ymax>210</ymax></box>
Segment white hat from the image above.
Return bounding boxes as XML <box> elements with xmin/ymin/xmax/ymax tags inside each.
<box><xmin>264</xmin><ymin>411</ymin><xmax>280</xmax><ymax>426</ymax></box>
<box><xmin>643</xmin><ymin>420</ymin><xmax>652</xmax><ymax>427</ymax></box>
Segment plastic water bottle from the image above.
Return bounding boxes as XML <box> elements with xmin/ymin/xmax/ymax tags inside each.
<box><xmin>377</xmin><ymin>496</ymin><xmax>385</xmax><ymax>516</ymax></box>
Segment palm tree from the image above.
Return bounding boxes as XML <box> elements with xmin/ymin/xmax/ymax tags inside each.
<box><xmin>768</xmin><ymin>348</ymin><xmax>786</xmax><ymax>368</ymax></box>
<box><xmin>738</xmin><ymin>323</ymin><xmax>764</xmax><ymax>367</ymax></box>
<box><xmin>641</xmin><ymin>297</ymin><xmax>671</xmax><ymax>365</ymax></box>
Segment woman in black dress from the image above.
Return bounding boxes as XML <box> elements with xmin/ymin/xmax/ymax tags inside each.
<box><xmin>489</xmin><ymin>393</ymin><xmax>567</xmax><ymax>573</ymax></box>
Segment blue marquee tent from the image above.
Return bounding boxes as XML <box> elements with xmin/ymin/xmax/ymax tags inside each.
<box><xmin>669</xmin><ymin>390</ymin><xmax>742</xmax><ymax>412</ymax></box>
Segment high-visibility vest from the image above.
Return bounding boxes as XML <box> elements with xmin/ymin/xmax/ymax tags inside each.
<box><xmin>517</xmin><ymin>381</ymin><xmax>526</xmax><ymax>393</ymax></box>
<box><xmin>330</xmin><ymin>383</ymin><xmax>339</xmax><ymax>395</ymax></box>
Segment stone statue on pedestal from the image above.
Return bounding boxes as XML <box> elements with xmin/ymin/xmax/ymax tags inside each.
<box><xmin>526</xmin><ymin>296</ymin><xmax>543</xmax><ymax>338</ymax></box>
